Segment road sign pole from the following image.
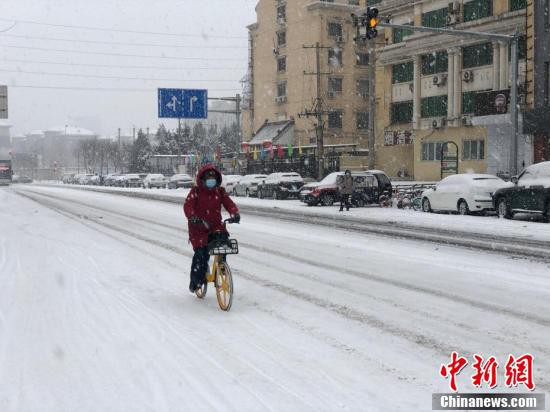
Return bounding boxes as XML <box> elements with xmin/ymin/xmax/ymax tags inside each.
<box><xmin>510</xmin><ymin>35</ymin><xmax>519</xmax><ymax>176</ymax></box>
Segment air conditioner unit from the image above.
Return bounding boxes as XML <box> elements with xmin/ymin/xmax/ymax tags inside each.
<box><xmin>446</xmin><ymin>14</ymin><xmax>458</xmax><ymax>25</ymax></box>
<box><xmin>327</xmin><ymin>91</ymin><xmax>336</xmax><ymax>99</ymax></box>
<box><xmin>275</xmin><ymin>96</ymin><xmax>287</xmax><ymax>104</ymax></box>
<box><xmin>335</xmin><ymin>35</ymin><xmax>344</xmax><ymax>43</ymax></box>
<box><xmin>432</xmin><ymin>118</ymin><xmax>447</xmax><ymax>129</ymax></box>
<box><xmin>462</xmin><ymin>115</ymin><xmax>473</xmax><ymax>126</ymax></box>
<box><xmin>462</xmin><ymin>70</ymin><xmax>474</xmax><ymax>83</ymax></box>
<box><xmin>432</xmin><ymin>74</ymin><xmax>448</xmax><ymax>86</ymax></box>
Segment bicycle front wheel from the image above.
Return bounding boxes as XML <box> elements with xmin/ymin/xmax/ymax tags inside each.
<box><xmin>215</xmin><ymin>261</ymin><xmax>233</xmax><ymax>311</ymax></box>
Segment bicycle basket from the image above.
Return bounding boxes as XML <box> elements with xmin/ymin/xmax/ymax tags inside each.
<box><xmin>208</xmin><ymin>238</ymin><xmax>239</xmax><ymax>255</ymax></box>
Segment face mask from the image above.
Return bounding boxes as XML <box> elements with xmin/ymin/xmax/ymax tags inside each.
<box><xmin>205</xmin><ymin>178</ymin><xmax>217</xmax><ymax>189</ymax></box>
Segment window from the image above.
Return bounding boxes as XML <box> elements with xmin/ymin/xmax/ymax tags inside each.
<box><xmin>277</xmin><ymin>31</ymin><xmax>286</xmax><ymax>47</ymax></box>
<box><xmin>421</xmin><ymin>142</ymin><xmax>444</xmax><ymax>161</ymax></box>
<box><xmin>393</xmin><ymin>23</ymin><xmax>413</xmax><ymax>44</ymax></box>
<box><xmin>328</xmin><ymin>22</ymin><xmax>343</xmax><ymax>38</ymax></box>
<box><xmin>277</xmin><ymin>81</ymin><xmax>286</xmax><ymax>97</ymax></box>
<box><xmin>368</xmin><ymin>0</ymin><xmax>382</xmax><ymax>4</ymax></box>
<box><xmin>421</xmin><ymin>95</ymin><xmax>448</xmax><ymax>118</ymax></box>
<box><xmin>463</xmin><ymin>0</ymin><xmax>492</xmax><ymax>22</ymax></box>
<box><xmin>277</xmin><ymin>56</ymin><xmax>286</xmax><ymax>72</ymax></box>
<box><xmin>421</xmin><ymin>51</ymin><xmax>448</xmax><ymax>75</ymax></box>
<box><xmin>392</xmin><ymin>62</ymin><xmax>414</xmax><ymax>83</ymax></box>
<box><xmin>463</xmin><ymin>140</ymin><xmax>485</xmax><ymax>160</ymax></box>
<box><xmin>356</xmin><ymin>52</ymin><xmax>369</xmax><ymax>66</ymax></box>
<box><xmin>328</xmin><ymin>77</ymin><xmax>343</xmax><ymax>93</ymax></box>
<box><xmin>277</xmin><ymin>5</ymin><xmax>286</xmax><ymax>22</ymax></box>
<box><xmin>462</xmin><ymin>91</ymin><xmax>476</xmax><ymax>114</ymax></box>
<box><xmin>390</xmin><ymin>101</ymin><xmax>413</xmax><ymax>124</ymax></box>
<box><xmin>356</xmin><ymin>112</ymin><xmax>369</xmax><ymax>130</ymax></box>
<box><xmin>328</xmin><ymin>48</ymin><xmax>342</xmax><ymax>67</ymax></box>
<box><xmin>545</xmin><ymin>62</ymin><xmax>550</xmax><ymax>106</ymax></box>
<box><xmin>510</xmin><ymin>0</ymin><xmax>527</xmax><ymax>11</ymax></box>
<box><xmin>348</xmin><ymin>0</ymin><xmax>359</xmax><ymax>5</ymax></box>
<box><xmin>422</xmin><ymin>8</ymin><xmax>447</xmax><ymax>28</ymax></box>
<box><xmin>328</xmin><ymin>110</ymin><xmax>343</xmax><ymax>129</ymax></box>
<box><xmin>357</xmin><ymin>78</ymin><xmax>369</xmax><ymax>96</ymax></box>
<box><xmin>462</xmin><ymin>43</ymin><xmax>493</xmax><ymax>68</ymax></box>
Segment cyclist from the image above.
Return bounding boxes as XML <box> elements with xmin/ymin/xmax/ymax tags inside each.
<box><xmin>184</xmin><ymin>164</ymin><xmax>240</xmax><ymax>293</ymax></box>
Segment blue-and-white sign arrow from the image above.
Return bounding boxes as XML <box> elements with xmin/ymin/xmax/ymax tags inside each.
<box><xmin>158</xmin><ymin>88</ymin><xmax>208</xmax><ymax>119</ymax></box>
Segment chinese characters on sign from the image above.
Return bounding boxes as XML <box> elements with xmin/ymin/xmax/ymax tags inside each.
<box><xmin>384</xmin><ymin>130</ymin><xmax>414</xmax><ymax>146</ymax></box>
<box><xmin>439</xmin><ymin>352</ymin><xmax>535</xmax><ymax>392</ymax></box>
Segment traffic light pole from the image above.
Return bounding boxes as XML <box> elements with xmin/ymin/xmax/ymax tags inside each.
<box><xmin>375</xmin><ymin>22</ymin><xmax>520</xmax><ymax>175</ymax></box>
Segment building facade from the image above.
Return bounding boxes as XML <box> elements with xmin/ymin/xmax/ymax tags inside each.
<box><xmin>374</xmin><ymin>0</ymin><xmax>529</xmax><ymax>180</ymax></box>
<box><xmin>242</xmin><ymin>0</ymin><xmax>374</xmax><ymax>174</ymax></box>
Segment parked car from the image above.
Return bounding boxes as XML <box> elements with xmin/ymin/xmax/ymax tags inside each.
<box><xmin>493</xmin><ymin>161</ymin><xmax>550</xmax><ymax>221</ymax></box>
<box><xmin>222</xmin><ymin>175</ymin><xmax>242</xmax><ymax>193</ymax></box>
<box><xmin>124</xmin><ymin>173</ymin><xmax>144</xmax><ymax>188</ymax></box>
<box><xmin>77</xmin><ymin>174</ymin><xmax>95</xmax><ymax>185</ymax></box>
<box><xmin>167</xmin><ymin>173</ymin><xmax>194</xmax><ymax>189</ymax></box>
<box><xmin>143</xmin><ymin>173</ymin><xmax>167</xmax><ymax>189</ymax></box>
<box><xmin>421</xmin><ymin>174</ymin><xmax>512</xmax><ymax>215</ymax></box>
<box><xmin>12</xmin><ymin>175</ymin><xmax>33</xmax><ymax>184</ymax></box>
<box><xmin>364</xmin><ymin>169</ymin><xmax>393</xmax><ymax>198</ymax></box>
<box><xmin>62</xmin><ymin>173</ymin><xmax>75</xmax><ymax>184</ymax></box>
<box><xmin>300</xmin><ymin>171</ymin><xmax>377</xmax><ymax>206</ymax></box>
<box><xmin>232</xmin><ymin>174</ymin><xmax>267</xmax><ymax>197</ymax></box>
<box><xmin>257</xmin><ymin>172</ymin><xmax>304</xmax><ymax>199</ymax></box>
<box><xmin>104</xmin><ymin>173</ymin><xmax>120</xmax><ymax>186</ymax></box>
<box><xmin>89</xmin><ymin>175</ymin><xmax>101</xmax><ymax>185</ymax></box>
<box><xmin>112</xmin><ymin>175</ymin><xmax>128</xmax><ymax>187</ymax></box>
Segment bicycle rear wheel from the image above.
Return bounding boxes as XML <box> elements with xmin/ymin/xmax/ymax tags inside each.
<box><xmin>215</xmin><ymin>261</ymin><xmax>233</xmax><ymax>311</ymax></box>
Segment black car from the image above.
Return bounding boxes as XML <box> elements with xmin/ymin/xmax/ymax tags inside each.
<box><xmin>258</xmin><ymin>172</ymin><xmax>304</xmax><ymax>199</ymax></box>
<box><xmin>493</xmin><ymin>161</ymin><xmax>550</xmax><ymax>222</ymax></box>
<box><xmin>364</xmin><ymin>169</ymin><xmax>393</xmax><ymax>197</ymax></box>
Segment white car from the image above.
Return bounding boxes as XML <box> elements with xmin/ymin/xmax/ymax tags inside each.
<box><xmin>77</xmin><ymin>174</ymin><xmax>95</xmax><ymax>185</ymax></box>
<box><xmin>222</xmin><ymin>175</ymin><xmax>242</xmax><ymax>193</ymax></box>
<box><xmin>143</xmin><ymin>173</ymin><xmax>166</xmax><ymax>189</ymax></box>
<box><xmin>421</xmin><ymin>174</ymin><xmax>512</xmax><ymax>215</ymax></box>
<box><xmin>232</xmin><ymin>174</ymin><xmax>267</xmax><ymax>197</ymax></box>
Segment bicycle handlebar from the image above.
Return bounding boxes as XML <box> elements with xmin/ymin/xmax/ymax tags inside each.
<box><xmin>224</xmin><ymin>217</ymin><xmax>239</xmax><ymax>225</ymax></box>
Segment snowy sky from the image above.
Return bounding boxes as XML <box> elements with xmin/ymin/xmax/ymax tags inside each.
<box><xmin>0</xmin><ymin>0</ymin><xmax>257</xmax><ymax>136</ymax></box>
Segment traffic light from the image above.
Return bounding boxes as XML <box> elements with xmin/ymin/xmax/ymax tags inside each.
<box><xmin>365</xmin><ymin>7</ymin><xmax>379</xmax><ymax>39</ymax></box>
<box><xmin>353</xmin><ymin>7</ymin><xmax>379</xmax><ymax>41</ymax></box>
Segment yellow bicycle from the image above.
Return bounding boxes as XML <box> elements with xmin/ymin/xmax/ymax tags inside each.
<box><xmin>195</xmin><ymin>218</ymin><xmax>239</xmax><ymax>311</ymax></box>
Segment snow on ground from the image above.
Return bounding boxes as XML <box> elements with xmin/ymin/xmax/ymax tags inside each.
<box><xmin>2</xmin><ymin>185</ymin><xmax>550</xmax><ymax>411</ymax></box>
<box><xmin>37</xmin><ymin>182</ymin><xmax>550</xmax><ymax>243</ymax></box>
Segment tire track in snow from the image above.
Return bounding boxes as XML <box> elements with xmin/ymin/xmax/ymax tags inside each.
<box><xmin>19</xmin><ymin>187</ymin><xmax>550</xmax><ymax>329</ymax></box>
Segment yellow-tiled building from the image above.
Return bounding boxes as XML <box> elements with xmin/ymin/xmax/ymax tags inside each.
<box><xmin>374</xmin><ymin>0</ymin><xmax>529</xmax><ymax>180</ymax></box>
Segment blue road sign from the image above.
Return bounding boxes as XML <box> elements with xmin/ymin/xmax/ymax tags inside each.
<box><xmin>158</xmin><ymin>88</ymin><xmax>208</xmax><ymax>119</ymax></box>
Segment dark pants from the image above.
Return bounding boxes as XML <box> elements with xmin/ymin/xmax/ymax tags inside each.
<box><xmin>190</xmin><ymin>232</ymin><xmax>228</xmax><ymax>287</ymax></box>
<box><xmin>340</xmin><ymin>194</ymin><xmax>351</xmax><ymax>211</ymax></box>
<box><xmin>190</xmin><ymin>247</ymin><xmax>210</xmax><ymax>287</ymax></box>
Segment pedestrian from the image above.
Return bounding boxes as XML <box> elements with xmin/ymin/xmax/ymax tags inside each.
<box><xmin>338</xmin><ymin>170</ymin><xmax>353</xmax><ymax>212</ymax></box>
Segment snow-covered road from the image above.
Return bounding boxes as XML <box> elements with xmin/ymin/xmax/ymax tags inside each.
<box><xmin>2</xmin><ymin>185</ymin><xmax>549</xmax><ymax>411</ymax></box>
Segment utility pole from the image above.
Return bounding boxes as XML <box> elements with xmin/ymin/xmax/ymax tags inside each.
<box><xmin>300</xmin><ymin>42</ymin><xmax>333</xmax><ymax>179</ymax></box>
<box><xmin>368</xmin><ymin>40</ymin><xmax>376</xmax><ymax>170</ymax></box>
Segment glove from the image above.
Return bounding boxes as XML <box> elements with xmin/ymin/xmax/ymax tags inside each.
<box><xmin>189</xmin><ymin>216</ymin><xmax>202</xmax><ymax>224</ymax></box>
<box><xmin>232</xmin><ymin>213</ymin><xmax>241</xmax><ymax>224</ymax></box>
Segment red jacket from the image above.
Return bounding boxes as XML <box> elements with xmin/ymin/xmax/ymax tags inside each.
<box><xmin>183</xmin><ymin>164</ymin><xmax>239</xmax><ymax>249</ymax></box>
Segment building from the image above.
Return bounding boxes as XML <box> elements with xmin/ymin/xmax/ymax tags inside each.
<box><xmin>42</xmin><ymin>126</ymin><xmax>98</xmax><ymax>169</ymax></box>
<box><xmin>242</xmin><ymin>0</ymin><xmax>373</xmax><ymax>176</ymax></box>
<box><xmin>524</xmin><ymin>0</ymin><xmax>550</xmax><ymax>162</ymax></box>
<box><xmin>374</xmin><ymin>0</ymin><xmax>529</xmax><ymax>180</ymax></box>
